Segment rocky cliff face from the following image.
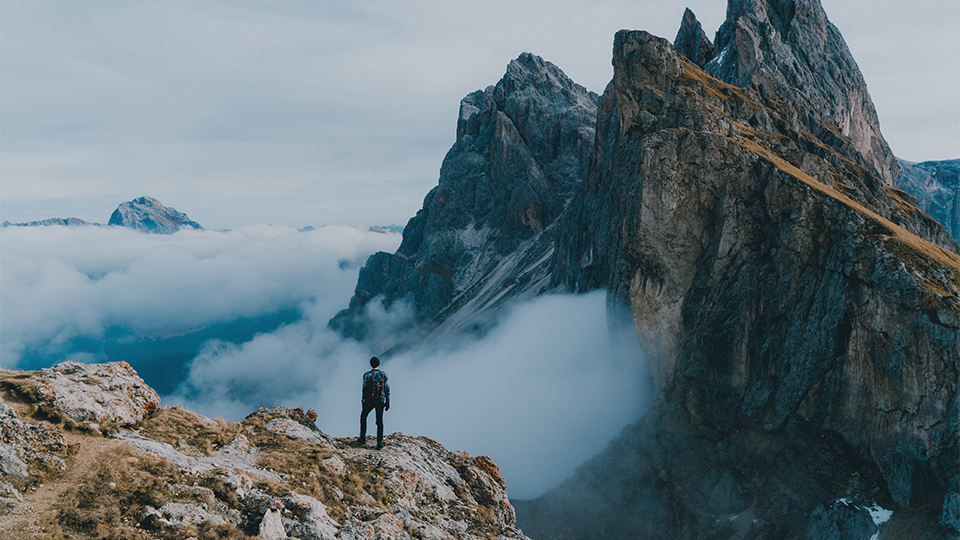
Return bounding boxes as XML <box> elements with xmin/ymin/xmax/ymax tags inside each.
<box><xmin>330</xmin><ymin>53</ymin><xmax>598</xmax><ymax>351</ymax></box>
<box><xmin>0</xmin><ymin>362</ymin><xmax>528</xmax><ymax>540</ymax></box>
<box><xmin>516</xmin><ymin>29</ymin><xmax>959</xmax><ymax>540</ymax></box>
<box><xmin>897</xmin><ymin>159</ymin><xmax>960</xmax><ymax>243</ymax></box>
<box><xmin>330</xmin><ymin>2</ymin><xmax>958</xmax><ymax>538</ymax></box>
<box><xmin>108</xmin><ymin>196</ymin><xmax>203</xmax><ymax>234</ymax></box>
<box><xmin>692</xmin><ymin>0</ymin><xmax>901</xmax><ymax>185</ymax></box>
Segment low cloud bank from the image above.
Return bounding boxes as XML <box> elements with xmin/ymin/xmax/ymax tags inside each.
<box><xmin>171</xmin><ymin>291</ymin><xmax>647</xmax><ymax>499</ymax></box>
<box><xmin>1</xmin><ymin>225</ymin><xmax>648</xmax><ymax>499</ymax></box>
<box><xmin>0</xmin><ymin>224</ymin><xmax>400</xmax><ymax>368</ymax></box>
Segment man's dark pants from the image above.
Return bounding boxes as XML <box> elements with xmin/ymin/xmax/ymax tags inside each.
<box><xmin>359</xmin><ymin>399</ymin><xmax>384</xmax><ymax>445</ymax></box>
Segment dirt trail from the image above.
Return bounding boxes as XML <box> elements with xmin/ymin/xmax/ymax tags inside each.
<box><xmin>0</xmin><ymin>431</ymin><xmax>126</xmax><ymax>539</ymax></box>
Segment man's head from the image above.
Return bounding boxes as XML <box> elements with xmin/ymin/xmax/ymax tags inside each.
<box><xmin>370</xmin><ymin>356</ymin><xmax>380</xmax><ymax>368</ymax></box>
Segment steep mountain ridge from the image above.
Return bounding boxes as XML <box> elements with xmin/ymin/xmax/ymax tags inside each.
<box><xmin>329</xmin><ymin>53</ymin><xmax>598</xmax><ymax>351</ymax></box>
<box><xmin>698</xmin><ymin>0</ymin><xmax>900</xmax><ymax>184</ymax></box>
<box><xmin>897</xmin><ymin>158</ymin><xmax>960</xmax><ymax>243</ymax></box>
<box><xmin>332</xmin><ymin>1</ymin><xmax>958</xmax><ymax>538</ymax></box>
<box><xmin>517</xmin><ymin>30</ymin><xmax>958</xmax><ymax>539</ymax></box>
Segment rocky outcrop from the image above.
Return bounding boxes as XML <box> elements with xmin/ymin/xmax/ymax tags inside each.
<box><xmin>697</xmin><ymin>0</ymin><xmax>900</xmax><ymax>184</ymax></box>
<box><xmin>330</xmin><ymin>53</ymin><xmax>598</xmax><ymax>350</ymax></box>
<box><xmin>673</xmin><ymin>8</ymin><xmax>715</xmax><ymax>67</ymax></box>
<box><xmin>517</xmin><ymin>28</ymin><xmax>959</xmax><ymax>540</ymax></box>
<box><xmin>108</xmin><ymin>196</ymin><xmax>202</xmax><ymax>233</ymax></box>
<box><xmin>0</xmin><ymin>364</ymin><xmax>529</xmax><ymax>540</ymax></box>
<box><xmin>897</xmin><ymin>158</ymin><xmax>960</xmax><ymax>244</ymax></box>
<box><xmin>0</xmin><ymin>361</ymin><xmax>160</xmax><ymax>432</ymax></box>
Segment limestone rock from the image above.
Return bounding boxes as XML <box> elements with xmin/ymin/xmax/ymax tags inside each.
<box><xmin>0</xmin><ymin>396</ymin><xmax>68</xmax><ymax>477</ymax></box>
<box><xmin>673</xmin><ymin>8</ymin><xmax>715</xmax><ymax>66</ymax></box>
<box><xmin>942</xmin><ymin>492</ymin><xmax>960</xmax><ymax>532</ymax></box>
<box><xmin>0</xmin><ymin>363</ymin><xmax>529</xmax><ymax>540</ymax></box>
<box><xmin>330</xmin><ymin>52</ymin><xmax>599</xmax><ymax>350</ymax></box>
<box><xmin>281</xmin><ymin>492</ymin><xmax>339</xmax><ymax>540</ymax></box>
<box><xmin>703</xmin><ymin>0</ymin><xmax>899</xmax><ymax>184</ymax></box>
<box><xmin>517</xmin><ymin>27</ymin><xmax>959</xmax><ymax>540</ymax></box>
<box><xmin>805</xmin><ymin>499</ymin><xmax>877</xmax><ymax>540</ymax></box>
<box><xmin>8</xmin><ymin>361</ymin><xmax>161</xmax><ymax>429</ymax></box>
<box><xmin>107</xmin><ymin>196</ymin><xmax>202</xmax><ymax>234</ymax></box>
<box><xmin>259</xmin><ymin>507</ymin><xmax>288</xmax><ymax>540</ymax></box>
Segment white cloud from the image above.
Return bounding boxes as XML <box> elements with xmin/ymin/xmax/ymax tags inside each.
<box><xmin>0</xmin><ymin>224</ymin><xmax>401</xmax><ymax>367</ymax></box>
<box><xmin>2</xmin><ymin>222</ymin><xmax>649</xmax><ymax>499</ymax></box>
<box><xmin>169</xmin><ymin>290</ymin><xmax>649</xmax><ymax>499</ymax></box>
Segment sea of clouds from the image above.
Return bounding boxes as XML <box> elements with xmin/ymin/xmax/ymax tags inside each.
<box><xmin>1</xmin><ymin>224</ymin><xmax>647</xmax><ymax>498</ymax></box>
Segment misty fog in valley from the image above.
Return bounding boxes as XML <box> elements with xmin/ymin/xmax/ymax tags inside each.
<box><xmin>1</xmin><ymin>224</ymin><xmax>648</xmax><ymax>498</ymax></box>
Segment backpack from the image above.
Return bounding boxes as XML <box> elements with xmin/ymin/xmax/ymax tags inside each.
<box><xmin>371</xmin><ymin>371</ymin><xmax>387</xmax><ymax>404</ymax></box>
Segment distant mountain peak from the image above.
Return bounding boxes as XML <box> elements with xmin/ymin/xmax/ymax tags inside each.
<box><xmin>108</xmin><ymin>196</ymin><xmax>202</xmax><ymax>234</ymax></box>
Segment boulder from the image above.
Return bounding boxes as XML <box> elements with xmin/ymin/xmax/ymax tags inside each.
<box><xmin>21</xmin><ymin>361</ymin><xmax>160</xmax><ymax>428</ymax></box>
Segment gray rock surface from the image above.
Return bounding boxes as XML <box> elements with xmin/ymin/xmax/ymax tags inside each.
<box><xmin>0</xmin><ymin>369</ymin><xmax>528</xmax><ymax>540</ymax></box>
<box><xmin>107</xmin><ymin>195</ymin><xmax>202</xmax><ymax>233</ymax></box>
<box><xmin>5</xmin><ymin>361</ymin><xmax>161</xmax><ymax>429</ymax></box>
<box><xmin>897</xmin><ymin>159</ymin><xmax>960</xmax><ymax>244</ymax></box>
<box><xmin>517</xmin><ymin>28</ymin><xmax>959</xmax><ymax>540</ymax></box>
<box><xmin>329</xmin><ymin>53</ymin><xmax>598</xmax><ymax>350</ymax></box>
<box><xmin>702</xmin><ymin>0</ymin><xmax>900</xmax><ymax>184</ymax></box>
<box><xmin>673</xmin><ymin>7</ymin><xmax>715</xmax><ymax>66</ymax></box>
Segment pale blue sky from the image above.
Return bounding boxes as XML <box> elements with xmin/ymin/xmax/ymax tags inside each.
<box><xmin>2</xmin><ymin>0</ymin><xmax>958</xmax><ymax>229</ymax></box>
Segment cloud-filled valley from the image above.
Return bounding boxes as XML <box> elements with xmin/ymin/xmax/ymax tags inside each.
<box><xmin>1</xmin><ymin>224</ymin><xmax>648</xmax><ymax>499</ymax></box>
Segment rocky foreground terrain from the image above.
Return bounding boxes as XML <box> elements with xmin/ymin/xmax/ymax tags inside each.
<box><xmin>0</xmin><ymin>362</ymin><xmax>527</xmax><ymax>540</ymax></box>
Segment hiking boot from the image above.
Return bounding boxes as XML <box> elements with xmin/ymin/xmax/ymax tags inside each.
<box><xmin>376</xmin><ymin>442</ymin><xmax>384</xmax><ymax>450</ymax></box>
<box><xmin>355</xmin><ymin>437</ymin><xmax>366</xmax><ymax>447</ymax></box>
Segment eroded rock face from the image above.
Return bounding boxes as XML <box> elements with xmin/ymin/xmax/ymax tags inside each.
<box><xmin>3</xmin><ymin>361</ymin><xmax>160</xmax><ymax>429</ymax></box>
<box><xmin>107</xmin><ymin>196</ymin><xmax>202</xmax><ymax>234</ymax></box>
<box><xmin>674</xmin><ymin>7</ymin><xmax>715</xmax><ymax>66</ymax></box>
<box><xmin>518</xmin><ymin>29</ymin><xmax>959</xmax><ymax>540</ymax></box>
<box><xmin>330</xmin><ymin>53</ymin><xmax>598</xmax><ymax>350</ymax></box>
<box><xmin>699</xmin><ymin>0</ymin><xmax>900</xmax><ymax>184</ymax></box>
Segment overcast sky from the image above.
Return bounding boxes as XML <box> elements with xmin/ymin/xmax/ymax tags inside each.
<box><xmin>2</xmin><ymin>0</ymin><xmax>958</xmax><ymax>229</ymax></box>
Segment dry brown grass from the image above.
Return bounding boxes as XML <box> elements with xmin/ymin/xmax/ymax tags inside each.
<box><xmin>675</xmin><ymin>57</ymin><xmax>756</xmax><ymax>106</ymax></box>
<box><xmin>138</xmin><ymin>406</ymin><xmax>242</xmax><ymax>456</ymax></box>
<box><xmin>733</xmin><ymin>135</ymin><xmax>960</xmax><ymax>299</ymax></box>
<box><xmin>52</xmin><ymin>445</ymin><xmax>181</xmax><ymax>539</ymax></box>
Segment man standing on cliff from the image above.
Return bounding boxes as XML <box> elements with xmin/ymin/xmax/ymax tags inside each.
<box><xmin>358</xmin><ymin>356</ymin><xmax>390</xmax><ymax>450</ymax></box>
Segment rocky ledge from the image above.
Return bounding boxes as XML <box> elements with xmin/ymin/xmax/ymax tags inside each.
<box><xmin>0</xmin><ymin>362</ymin><xmax>527</xmax><ymax>540</ymax></box>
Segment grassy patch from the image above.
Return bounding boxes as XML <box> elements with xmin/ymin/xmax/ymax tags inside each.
<box><xmin>138</xmin><ymin>406</ymin><xmax>241</xmax><ymax>456</ymax></box>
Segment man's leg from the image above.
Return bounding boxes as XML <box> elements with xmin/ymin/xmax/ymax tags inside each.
<box><xmin>359</xmin><ymin>401</ymin><xmax>374</xmax><ymax>444</ymax></box>
<box><xmin>375</xmin><ymin>404</ymin><xmax>384</xmax><ymax>448</ymax></box>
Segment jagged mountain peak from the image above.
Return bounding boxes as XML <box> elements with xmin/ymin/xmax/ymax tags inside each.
<box><xmin>696</xmin><ymin>0</ymin><xmax>899</xmax><ymax>184</ymax></box>
<box><xmin>673</xmin><ymin>7</ymin><xmax>715</xmax><ymax>66</ymax></box>
<box><xmin>108</xmin><ymin>196</ymin><xmax>203</xmax><ymax>234</ymax></box>
<box><xmin>332</xmin><ymin>54</ymin><xmax>599</xmax><ymax>348</ymax></box>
